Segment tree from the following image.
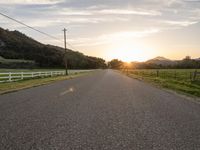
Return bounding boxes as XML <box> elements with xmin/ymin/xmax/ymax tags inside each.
<box><xmin>184</xmin><ymin>56</ymin><xmax>191</xmax><ymax>60</ymax></box>
<box><xmin>108</xmin><ymin>59</ymin><xmax>124</xmax><ymax>69</ymax></box>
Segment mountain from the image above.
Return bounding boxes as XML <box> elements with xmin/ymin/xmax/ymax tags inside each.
<box><xmin>129</xmin><ymin>56</ymin><xmax>200</xmax><ymax>69</ymax></box>
<box><xmin>195</xmin><ymin>58</ymin><xmax>200</xmax><ymax>61</ymax></box>
<box><xmin>146</xmin><ymin>56</ymin><xmax>176</xmax><ymax>66</ymax></box>
<box><xmin>0</xmin><ymin>27</ymin><xmax>106</xmax><ymax>69</ymax></box>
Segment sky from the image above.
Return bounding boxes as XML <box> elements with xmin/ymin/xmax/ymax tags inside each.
<box><xmin>0</xmin><ymin>0</ymin><xmax>200</xmax><ymax>62</ymax></box>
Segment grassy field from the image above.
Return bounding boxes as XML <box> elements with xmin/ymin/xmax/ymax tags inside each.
<box><xmin>122</xmin><ymin>69</ymin><xmax>200</xmax><ymax>97</ymax></box>
<box><xmin>0</xmin><ymin>71</ymin><xmax>93</xmax><ymax>94</ymax></box>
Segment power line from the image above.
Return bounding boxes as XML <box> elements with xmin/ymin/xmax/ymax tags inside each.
<box><xmin>0</xmin><ymin>12</ymin><xmax>63</xmax><ymax>43</ymax></box>
<box><xmin>67</xmin><ymin>43</ymin><xmax>78</xmax><ymax>51</ymax></box>
<box><xmin>0</xmin><ymin>11</ymin><xmax>80</xmax><ymax>51</ymax></box>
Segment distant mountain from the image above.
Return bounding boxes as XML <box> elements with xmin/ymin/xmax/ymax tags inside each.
<box><xmin>146</xmin><ymin>56</ymin><xmax>176</xmax><ymax>66</ymax></box>
<box><xmin>147</xmin><ymin>56</ymin><xmax>171</xmax><ymax>62</ymax></box>
<box><xmin>195</xmin><ymin>58</ymin><xmax>200</xmax><ymax>61</ymax></box>
<box><xmin>0</xmin><ymin>27</ymin><xmax>106</xmax><ymax>69</ymax></box>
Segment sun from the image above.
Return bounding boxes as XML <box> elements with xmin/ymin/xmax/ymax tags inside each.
<box><xmin>107</xmin><ymin>41</ymin><xmax>155</xmax><ymax>62</ymax></box>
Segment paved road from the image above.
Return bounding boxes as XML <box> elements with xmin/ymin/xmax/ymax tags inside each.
<box><xmin>0</xmin><ymin>70</ymin><xmax>200</xmax><ymax>150</ymax></box>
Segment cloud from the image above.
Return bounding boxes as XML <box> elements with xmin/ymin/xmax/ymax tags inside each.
<box><xmin>184</xmin><ymin>0</ymin><xmax>200</xmax><ymax>2</ymax></box>
<box><xmin>100</xmin><ymin>29</ymin><xmax>160</xmax><ymax>40</ymax></box>
<box><xmin>164</xmin><ymin>20</ymin><xmax>199</xmax><ymax>26</ymax></box>
<box><xmin>57</xmin><ymin>16</ymin><xmax>129</xmax><ymax>24</ymax></box>
<box><xmin>97</xmin><ymin>9</ymin><xmax>161</xmax><ymax>16</ymax></box>
<box><xmin>59</xmin><ymin>8</ymin><xmax>161</xmax><ymax>16</ymax></box>
<box><xmin>0</xmin><ymin>0</ymin><xmax>62</xmax><ymax>4</ymax></box>
<box><xmin>0</xmin><ymin>0</ymin><xmax>199</xmax><ymax>51</ymax></box>
<box><xmin>70</xmin><ymin>29</ymin><xmax>160</xmax><ymax>47</ymax></box>
<box><xmin>59</xmin><ymin>10</ymin><xmax>92</xmax><ymax>16</ymax></box>
<box><xmin>164</xmin><ymin>0</ymin><xmax>184</xmax><ymax>6</ymax></box>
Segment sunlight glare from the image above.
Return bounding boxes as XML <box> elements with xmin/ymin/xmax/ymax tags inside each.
<box><xmin>107</xmin><ymin>40</ymin><xmax>156</xmax><ymax>62</ymax></box>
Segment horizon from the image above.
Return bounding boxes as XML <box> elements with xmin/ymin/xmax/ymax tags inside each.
<box><xmin>0</xmin><ymin>0</ymin><xmax>200</xmax><ymax>62</ymax></box>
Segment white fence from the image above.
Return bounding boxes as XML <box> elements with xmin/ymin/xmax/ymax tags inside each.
<box><xmin>0</xmin><ymin>70</ymin><xmax>93</xmax><ymax>83</ymax></box>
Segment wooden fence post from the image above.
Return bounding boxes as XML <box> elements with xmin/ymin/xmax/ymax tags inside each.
<box><xmin>193</xmin><ymin>70</ymin><xmax>197</xmax><ymax>81</ymax></box>
<box><xmin>156</xmin><ymin>70</ymin><xmax>159</xmax><ymax>77</ymax></box>
<box><xmin>163</xmin><ymin>71</ymin><xmax>165</xmax><ymax>78</ymax></box>
<box><xmin>21</xmin><ymin>72</ymin><xmax>24</xmax><ymax>80</ymax></box>
<box><xmin>174</xmin><ymin>71</ymin><xmax>177</xmax><ymax>79</ymax></box>
<box><xmin>189</xmin><ymin>72</ymin><xmax>192</xmax><ymax>81</ymax></box>
<box><xmin>9</xmin><ymin>72</ymin><xmax>12</xmax><ymax>82</ymax></box>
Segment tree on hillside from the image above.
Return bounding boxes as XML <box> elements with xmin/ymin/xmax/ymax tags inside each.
<box><xmin>184</xmin><ymin>56</ymin><xmax>191</xmax><ymax>60</ymax></box>
<box><xmin>176</xmin><ymin>56</ymin><xmax>199</xmax><ymax>69</ymax></box>
<box><xmin>108</xmin><ymin>59</ymin><xmax>124</xmax><ymax>69</ymax></box>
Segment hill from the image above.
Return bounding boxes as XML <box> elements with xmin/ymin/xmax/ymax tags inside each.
<box><xmin>195</xmin><ymin>58</ymin><xmax>200</xmax><ymax>61</ymax></box>
<box><xmin>146</xmin><ymin>56</ymin><xmax>176</xmax><ymax>66</ymax></box>
<box><xmin>128</xmin><ymin>56</ymin><xmax>200</xmax><ymax>69</ymax></box>
<box><xmin>0</xmin><ymin>27</ymin><xmax>106</xmax><ymax>69</ymax></box>
<box><xmin>0</xmin><ymin>56</ymin><xmax>36</xmax><ymax>68</ymax></box>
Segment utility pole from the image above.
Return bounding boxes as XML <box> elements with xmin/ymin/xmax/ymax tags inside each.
<box><xmin>63</xmin><ymin>28</ymin><xmax>68</xmax><ymax>75</ymax></box>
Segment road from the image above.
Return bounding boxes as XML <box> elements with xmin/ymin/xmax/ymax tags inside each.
<box><xmin>0</xmin><ymin>70</ymin><xmax>200</xmax><ymax>150</ymax></box>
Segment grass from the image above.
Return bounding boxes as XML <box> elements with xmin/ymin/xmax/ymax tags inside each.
<box><xmin>0</xmin><ymin>71</ymin><xmax>92</xmax><ymax>95</ymax></box>
<box><xmin>122</xmin><ymin>69</ymin><xmax>200</xmax><ymax>98</ymax></box>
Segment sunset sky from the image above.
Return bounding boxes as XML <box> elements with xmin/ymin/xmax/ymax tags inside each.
<box><xmin>0</xmin><ymin>0</ymin><xmax>200</xmax><ymax>62</ymax></box>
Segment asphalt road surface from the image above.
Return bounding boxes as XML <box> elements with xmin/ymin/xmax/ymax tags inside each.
<box><xmin>0</xmin><ymin>70</ymin><xmax>200</xmax><ymax>150</ymax></box>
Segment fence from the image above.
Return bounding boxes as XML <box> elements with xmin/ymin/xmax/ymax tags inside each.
<box><xmin>192</xmin><ymin>70</ymin><xmax>200</xmax><ymax>81</ymax></box>
<box><xmin>0</xmin><ymin>71</ymin><xmax>65</xmax><ymax>83</ymax></box>
<box><xmin>0</xmin><ymin>70</ymin><xmax>93</xmax><ymax>83</ymax></box>
<box><xmin>125</xmin><ymin>69</ymin><xmax>200</xmax><ymax>82</ymax></box>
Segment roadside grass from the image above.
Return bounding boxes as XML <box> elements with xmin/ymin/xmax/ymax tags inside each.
<box><xmin>0</xmin><ymin>71</ymin><xmax>92</xmax><ymax>94</ymax></box>
<box><xmin>122</xmin><ymin>69</ymin><xmax>200</xmax><ymax>98</ymax></box>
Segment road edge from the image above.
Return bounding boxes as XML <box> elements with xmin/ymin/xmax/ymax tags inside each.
<box><xmin>0</xmin><ymin>71</ymin><xmax>97</xmax><ymax>95</ymax></box>
<box><xmin>115</xmin><ymin>70</ymin><xmax>200</xmax><ymax>104</ymax></box>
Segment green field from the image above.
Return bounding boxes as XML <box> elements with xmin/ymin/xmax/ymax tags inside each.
<box><xmin>122</xmin><ymin>69</ymin><xmax>200</xmax><ymax>97</ymax></box>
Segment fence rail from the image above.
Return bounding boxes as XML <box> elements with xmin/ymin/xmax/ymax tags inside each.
<box><xmin>0</xmin><ymin>70</ymin><xmax>93</xmax><ymax>83</ymax></box>
<box><xmin>124</xmin><ymin>69</ymin><xmax>200</xmax><ymax>82</ymax></box>
<box><xmin>0</xmin><ymin>71</ymin><xmax>65</xmax><ymax>83</ymax></box>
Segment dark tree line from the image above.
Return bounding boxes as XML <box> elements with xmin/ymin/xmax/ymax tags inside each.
<box><xmin>108</xmin><ymin>56</ymin><xmax>200</xmax><ymax>69</ymax></box>
<box><xmin>108</xmin><ymin>59</ymin><xmax>124</xmax><ymax>69</ymax></box>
